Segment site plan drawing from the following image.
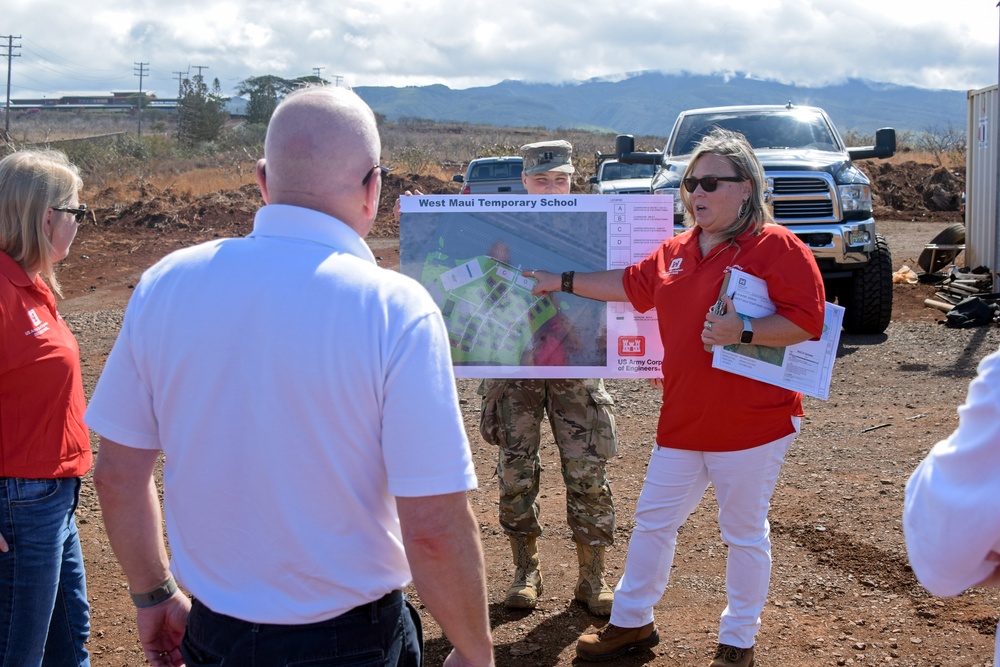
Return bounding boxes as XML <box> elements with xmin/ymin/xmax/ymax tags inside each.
<box><xmin>399</xmin><ymin>194</ymin><xmax>673</xmax><ymax>379</ymax></box>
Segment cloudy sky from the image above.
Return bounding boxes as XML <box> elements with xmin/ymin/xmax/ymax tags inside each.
<box><xmin>4</xmin><ymin>0</ymin><xmax>1000</xmax><ymax>99</ymax></box>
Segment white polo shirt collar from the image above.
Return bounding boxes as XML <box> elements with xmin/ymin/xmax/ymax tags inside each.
<box><xmin>249</xmin><ymin>204</ymin><xmax>377</xmax><ymax>266</ymax></box>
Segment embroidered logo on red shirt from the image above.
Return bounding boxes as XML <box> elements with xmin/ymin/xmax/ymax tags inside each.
<box><xmin>25</xmin><ymin>308</ymin><xmax>50</xmax><ymax>336</ymax></box>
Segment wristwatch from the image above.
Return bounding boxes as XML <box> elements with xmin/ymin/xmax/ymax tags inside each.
<box><xmin>740</xmin><ymin>318</ymin><xmax>754</xmax><ymax>344</ymax></box>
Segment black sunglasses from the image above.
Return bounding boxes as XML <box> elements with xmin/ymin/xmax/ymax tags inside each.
<box><xmin>681</xmin><ymin>176</ymin><xmax>745</xmax><ymax>193</ymax></box>
<box><xmin>53</xmin><ymin>204</ymin><xmax>89</xmax><ymax>223</ymax></box>
<box><xmin>362</xmin><ymin>165</ymin><xmax>391</xmax><ymax>186</ymax></box>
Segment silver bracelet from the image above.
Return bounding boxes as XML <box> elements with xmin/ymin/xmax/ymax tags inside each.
<box><xmin>129</xmin><ymin>575</ymin><xmax>178</xmax><ymax>608</ymax></box>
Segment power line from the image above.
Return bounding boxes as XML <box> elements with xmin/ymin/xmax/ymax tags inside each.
<box><xmin>173</xmin><ymin>70</ymin><xmax>185</xmax><ymax>99</ymax></box>
<box><xmin>134</xmin><ymin>61</ymin><xmax>148</xmax><ymax>138</ymax></box>
<box><xmin>1</xmin><ymin>34</ymin><xmax>21</xmax><ymax>141</ymax></box>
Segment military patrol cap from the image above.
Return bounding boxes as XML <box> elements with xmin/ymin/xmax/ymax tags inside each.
<box><xmin>521</xmin><ymin>140</ymin><xmax>575</xmax><ymax>175</ymax></box>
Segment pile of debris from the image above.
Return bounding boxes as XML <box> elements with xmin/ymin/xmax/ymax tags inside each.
<box><xmin>891</xmin><ymin>222</ymin><xmax>999</xmax><ymax>328</ymax></box>
<box><xmin>921</xmin><ymin>268</ymin><xmax>999</xmax><ymax>328</ymax></box>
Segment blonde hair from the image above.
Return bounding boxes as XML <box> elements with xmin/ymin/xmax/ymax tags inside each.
<box><xmin>0</xmin><ymin>150</ymin><xmax>83</xmax><ymax>295</ymax></box>
<box><xmin>680</xmin><ymin>127</ymin><xmax>773</xmax><ymax>243</ymax></box>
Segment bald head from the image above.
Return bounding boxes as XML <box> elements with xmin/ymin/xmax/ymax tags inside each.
<box><xmin>260</xmin><ymin>86</ymin><xmax>382</xmax><ymax>230</ymax></box>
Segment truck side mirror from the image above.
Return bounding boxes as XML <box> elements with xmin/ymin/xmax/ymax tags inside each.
<box><xmin>615</xmin><ymin>134</ymin><xmax>636</xmax><ymax>158</ymax></box>
<box><xmin>847</xmin><ymin>128</ymin><xmax>896</xmax><ymax>161</ymax></box>
<box><xmin>453</xmin><ymin>174</ymin><xmax>463</xmax><ymax>183</ymax></box>
<box><xmin>875</xmin><ymin>128</ymin><xmax>896</xmax><ymax>156</ymax></box>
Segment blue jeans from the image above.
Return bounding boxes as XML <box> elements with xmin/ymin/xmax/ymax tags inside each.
<box><xmin>181</xmin><ymin>590</ymin><xmax>423</xmax><ymax>666</ymax></box>
<box><xmin>0</xmin><ymin>476</ymin><xmax>91</xmax><ymax>667</ymax></box>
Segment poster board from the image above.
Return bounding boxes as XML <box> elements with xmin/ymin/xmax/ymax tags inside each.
<box><xmin>399</xmin><ymin>194</ymin><xmax>674</xmax><ymax>378</ymax></box>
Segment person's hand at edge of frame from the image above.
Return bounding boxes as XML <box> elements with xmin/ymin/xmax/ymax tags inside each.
<box><xmin>443</xmin><ymin>646</ymin><xmax>496</xmax><ymax>667</ymax></box>
<box><xmin>974</xmin><ymin>551</ymin><xmax>1000</xmax><ymax>589</ymax></box>
<box><xmin>0</xmin><ymin>530</ymin><xmax>7</xmax><ymax>552</ymax></box>
<box><xmin>522</xmin><ymin>269</ymin><xmax>560</xmax><ymax>296</ymax></box>
<box><xmin>393</xmin><ymin>189</ymin><xmax>425</xmax><ymax>221</ymax></box>
<box><xmin>136</xmin><ymin>591</ymin><xmax>192</xmax><ymax>667</ymax></box>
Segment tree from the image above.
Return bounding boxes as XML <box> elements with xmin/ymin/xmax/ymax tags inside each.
<box><xmin>236</xmin><ymin>75</ymin><xmax>328</xmax><ymax>126</ymax></box>
<box><xmin>916</xmin><ymin>122</ymin><xmax>966</xmax><ymax>167</ymax></box>
<box><xmin>236</xmin><ymin>75</ymin><xmax>295</xmax><ymax>126</ymax></box>
<box><xmin>177</xmin><ymin>74</ymin><xmax>228</xmax><ymax>144</ymax></box>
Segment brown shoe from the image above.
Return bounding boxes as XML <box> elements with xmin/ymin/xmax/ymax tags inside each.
<box><xmin>709</xmin><ymin>643</ymin><xmax>755</xmax><ymax>667</ymax></box>
<box><xmin>576</xmin><ymin>622</ymin><xmax>659</xmax><ymax>662</ymax></box>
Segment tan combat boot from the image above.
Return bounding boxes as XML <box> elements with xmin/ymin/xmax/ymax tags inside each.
<box><xmin>505</xmin><ymin>535</ymin><xmax>543</xmax><ymax>609</ymax></box>
<box><xmin>575</xmin><ymin>542</ymin><xmax>615</xmax><ymax>616</ymax></box>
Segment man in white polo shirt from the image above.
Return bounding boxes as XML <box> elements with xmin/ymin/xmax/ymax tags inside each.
<box><xmin>88</xmin><ymin>86</ymin><xmax>494</xmax><ymax>667</ymax></box>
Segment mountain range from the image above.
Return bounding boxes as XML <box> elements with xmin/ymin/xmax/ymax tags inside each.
<box><xmin>355</xmin><ymin>71</ymin><xmax>974</xmax><ymax>139</ymax></box>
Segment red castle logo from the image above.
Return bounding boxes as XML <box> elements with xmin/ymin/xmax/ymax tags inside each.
<box><xmin>618</xmin><ymin>336</ymin><xmax>645</xmax><ymax>356</ymax></box>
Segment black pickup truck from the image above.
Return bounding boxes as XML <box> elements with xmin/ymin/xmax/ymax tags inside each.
<box><xmin>614</xmin><ymin>103</ymin><xmax>896</xmax><ymax>334</ymax></box>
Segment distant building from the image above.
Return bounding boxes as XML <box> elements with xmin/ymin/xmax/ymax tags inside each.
<box><xmin>9</xmin><ymin>91</ymin><xmax>177</xmax><ymax>113</ymax></box>
<box><xmin>9</xmin><ymin>91</ymin><xmax>246</xmax><ymax>118</ymax></box>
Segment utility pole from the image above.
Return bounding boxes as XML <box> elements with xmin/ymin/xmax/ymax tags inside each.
<box><xmin>191</xmin><ymin>65</ymin><xmax>208</xmax><ymax>82</ymax></box>
<box><xmin>313</xmin><ymin>66</ymin><xmax>324</xmax><ymax>81</ymax></box>
<box><xmin>134</xmin><ymin>61</ymin><xmax>148</xmax><ymax>138</ymax></box>
<box><xmin>1</xmin><ymin>34</ymin><xmax>21</xmax><ymax>143</ymax></box>
<box><xmin>332</xmin><ymin>74</ymin><xmax>344</xmax><ymax>87</ymax></box>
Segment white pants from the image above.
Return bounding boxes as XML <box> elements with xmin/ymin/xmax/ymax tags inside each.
<box><xmin>609</xmin><ymin>418</ymin><xmax>798</xmax><ymax>649</ymax></box>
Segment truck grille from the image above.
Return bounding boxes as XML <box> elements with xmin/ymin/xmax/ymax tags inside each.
<box><xmin>770</xmin><ymin>173</ymin><xmax>837</xmax><ymax>222</ymax></box>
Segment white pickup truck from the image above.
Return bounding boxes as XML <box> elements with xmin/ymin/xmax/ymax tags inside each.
<box><xmin>452</xmin><ymin>156</ymin><xmax>527</xmax><ymax>195</ymax></box>
<box><xmin>588</xmin><ymin>159</ymin><xmax>655</xmax><ymax>195</ymax></box>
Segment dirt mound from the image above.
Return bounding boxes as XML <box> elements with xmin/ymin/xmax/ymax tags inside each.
<box><xmin>87</xmin><ymin>174</ymin><xmax>461</xmax><ymax>241</ymax></box>
<box><xmin>86</xmin><ymin>162</ymin><xmax>963</xmax><ymax>242</ymax></box>
<box><xmin>869</xmin><ymin>161</ymin><xmax>965</xmax><ymax>223</ymax></box>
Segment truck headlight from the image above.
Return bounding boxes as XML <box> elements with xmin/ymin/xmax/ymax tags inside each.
<box><xmin>839</xmin><ymin>184</ymin><xmax>872</xmax><ymax>213</ymax></box>
<box><xmin>654</xmin><ymin>187</ymin><xmax>685</xmax><ymax>216</ymax></box>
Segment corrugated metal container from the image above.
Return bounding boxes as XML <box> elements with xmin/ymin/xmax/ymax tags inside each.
<box><xmin>966</xmin><ymin>84</ymin><xmax>999</xmax><ymax>289</ymax></box>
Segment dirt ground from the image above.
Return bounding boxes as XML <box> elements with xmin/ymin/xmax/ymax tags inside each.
<box><xmin>56</xmin><ymin>163</ymin><xmax>1000</xmax><ymax>667</ymax></box>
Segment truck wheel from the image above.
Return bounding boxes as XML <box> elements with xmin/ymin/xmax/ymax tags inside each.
<box><xmin>841</xmin><ymin>233</ymin><xmax>893</xmax><ymax>334</ymax></box>
<box><xmin>916</xmin><ymin>223</ymin><xmax>965</xmax><ymax>274</ymax></box>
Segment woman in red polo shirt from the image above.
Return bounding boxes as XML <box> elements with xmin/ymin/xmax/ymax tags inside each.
<box><xmin>527</xmin><ymin>128</ymin><xmax>826</xmax><ymax>667</ymax></box>
<box><xmin>0</xmin><ymin>150</ymin><xmax>92</xmax><ymax>666</ymax></box>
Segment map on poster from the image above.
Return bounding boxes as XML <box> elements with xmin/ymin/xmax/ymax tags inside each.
<box><xmin>399</xmin><ymin>194</ymin><xmax>674</xmax><ymax>379</ymax></box>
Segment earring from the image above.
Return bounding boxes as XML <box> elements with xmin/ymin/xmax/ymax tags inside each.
<box><xmin>737</xmin><ymin>199</ymin><xmax>749</xmax><ymax>218</ymax></box>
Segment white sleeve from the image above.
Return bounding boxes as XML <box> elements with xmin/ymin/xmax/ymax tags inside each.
<box><xmin>381</xmin><ymin>308</ymin><xmax>477</xmax><ymax>498</ymax></box>
<box><xmin>84</xmin><ymin>298</ymin><xmax>160</xmax><ymax>450</ymax></box>
<box><xmin>904</xmin><ymin>346</ymin><xmax>1000</xmax><ymax>597</ymax></box>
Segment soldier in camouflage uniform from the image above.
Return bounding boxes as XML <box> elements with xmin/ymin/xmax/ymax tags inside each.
<box><xmin>478</xmin><ymin>140</ymin><xmax>619</xmax><ymax>616</ymax></box>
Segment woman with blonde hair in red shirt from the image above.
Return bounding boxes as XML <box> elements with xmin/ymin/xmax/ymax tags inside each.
<box><xmin>0</xmin><ymin>149</ymin><xmax>93</xmax><ymax>666</ymax></box>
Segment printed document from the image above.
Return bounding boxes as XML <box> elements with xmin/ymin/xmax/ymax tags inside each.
<box><xmin>709</xmin><ymin>269</ymin><xmax>842</xmax><ymax>400</ymax></box>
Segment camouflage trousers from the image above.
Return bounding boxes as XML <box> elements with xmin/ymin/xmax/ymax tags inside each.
<box><xmin>478</xmin><ymin>378</ymin><xmax>617</xmax><ymax>546</ymax></box>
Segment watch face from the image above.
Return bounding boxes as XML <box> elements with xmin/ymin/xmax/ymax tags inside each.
<box><xmin>741</xmin><ymin>321</ymin><xmax>753</xmax><ymax>344</ymax></box>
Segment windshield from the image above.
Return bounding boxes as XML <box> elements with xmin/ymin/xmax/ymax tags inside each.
<box><xmin>601</xmin><ymin>161</ymin><xmax>656</xmax><ymax>180</ymax></box>
<box><xmin>670</xmin><ymin>110</ymin><xmax>840</xmax><ymax>156</ymax></box>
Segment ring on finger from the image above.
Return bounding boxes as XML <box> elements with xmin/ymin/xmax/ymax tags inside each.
<box><xmin>704</xmin><ymin>322</ymin><xmax>713</xmax><ymax>331</ymax></box>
